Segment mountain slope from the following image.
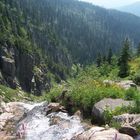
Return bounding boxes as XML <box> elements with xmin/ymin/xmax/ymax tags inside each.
<box><xmin>1</xmin><ymin>0</ymin><xmax>140</xmax><ymax>94</ymax></box>
<box><xmin>19</xmin><ymin>0</ymin><xmax>140</xmax><ymax>63</ymax></box>
<box><xmin>118</xmin><ymin>2</ymin><xmax>140</xmax><ymax>17</ymax></box>
<box><xmin>0</xmin><ymin>0</ymin><xmax>72</xmax><ymax>95</ymax></box>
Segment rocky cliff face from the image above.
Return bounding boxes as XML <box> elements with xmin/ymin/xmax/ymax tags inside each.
<box><xmin>0</xmin><ymin>45</ymin><xmax>51</xmax><ymax>95</ymax></box>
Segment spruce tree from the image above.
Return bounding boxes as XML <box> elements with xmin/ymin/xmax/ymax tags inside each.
<box><xmin>96</xmin><ymin>52</ymin><xmax>102</xmax><ymax>67</ymax></box>
<box><xmin>102</xmin><ymin>55</ymin><xmax>107</xmax><ymax>63</ymax></box>
<box><xmin>118</xmin><ymin>38</ymin><xmax>131</xmax><ymax>78</ymax></box>
<box><xmin>107</xmin><ymin>48</ymin><xmax>113</xmax><ymax>64</ymax></box>
<box><xmin>137</xmin><ymin>43</ymin><xmax>140</xmax><ymax>56</ymax></box>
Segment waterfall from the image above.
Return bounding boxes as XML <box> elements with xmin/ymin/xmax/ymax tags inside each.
<box><xmin>16</xmin><ymin>102</ymin><xmax>84</xmax><ymax>140</ymax></box>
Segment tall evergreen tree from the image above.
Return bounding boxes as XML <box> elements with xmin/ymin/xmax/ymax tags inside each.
<box><xmin>96</xmin><ymin>52</ymin><xmax>102</xmax><ymax>67</ymax></box>
<box><xmin>102</xmin><ymin>55</ymin><xmax>107</xmax><ymax>63</ymax></box>
<box><xmin>107</xmin><ymin>48</ymin><xmax>113</xmax><ymax>64</ymax></box>
<box><xmin>118</xmin><ymin>38</ymin><xmax>131</xmax><ymax>78</ymax></box>
<box><xmin>137</xmin><ymin>43</ymin><xmax>140</xmax><ymax>56</ymax></box>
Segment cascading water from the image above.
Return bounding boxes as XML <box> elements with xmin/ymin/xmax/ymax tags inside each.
<box><xmin>16</xmin><ymin>102</ymin><xmax>84</xmax><ymax>140</ymax></box>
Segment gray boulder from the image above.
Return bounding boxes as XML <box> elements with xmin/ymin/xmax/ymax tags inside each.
<box><xmin>92</xmin><ymin>98</ymin><xmax>133</xmax><ymax>122</ymax></box>
<box><xmin>113</xmin><ymin>114</ymin><xmax>140</xmax><ymax>126</ymax></box>
<box><xmin>73</xmin><ymin>126</ymin><xmax>134</xmax><ymax>140</ymax></box>
<box><xmin>113</xmin><ymin>114</ymin><xmax>140</xmax><ymax>137</ymax></box>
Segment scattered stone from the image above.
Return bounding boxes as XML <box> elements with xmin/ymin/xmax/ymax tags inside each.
<box><xmin>103</xmin><ymin>80</ymin><xmax>137</xmax><ymax>90</ymax></box>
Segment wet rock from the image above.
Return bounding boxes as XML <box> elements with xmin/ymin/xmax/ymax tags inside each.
<box><xmin>73</xmin><ymin>126</ymin><xmax>134</xmax><ymax>140</ymax></box>
<box><xmin>113</xmin><ymin>114</ymin><xmax>140</xmax><ymax>126</ymax></box>
<box><xmin>0</xmin><ymin>113</ymin><xmax>14</xmax><ymax>131</ymax></box>
<box><xmin>119</xmin><ymin>126</ymin><xmax>137</xmax><ymax>137</ymax></box>
<box><xmin>45</xmin><ymin>103</ymin><xmax>67</xmax><ymax>115</ymax></box>
<box><xmin>74</xmin><ymin>110</ymin><xmax>83</xmax><ymax>120</ymax></box>
<box><xmin>92</xmin><ymin>98</ymin><xmax>133</xmax><ymax>122</ymax></box>
<box><xmin>0</xmin><ymin>102</ymin><xmax>30</xmax><ymax>132</ymax></box>
<box><xmin>113</xmin><ymin>114</ymin><xmax>140</xmax><ymax>137</ymax></box>
<box><xmin>0</xmin><ymin>131</ymin><xmax>16</xmax><ymax>140</ymax></box>
<box><xmin>50</xmin><ymin>116</ymin><xmax>61</xmax><ymax>125</ymax></box>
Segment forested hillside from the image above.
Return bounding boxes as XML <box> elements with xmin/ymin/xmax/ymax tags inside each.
<box><xmin>1</xmin><ymin>0</ymin><xmax>140</xmax><ymax>94</ymax></box>
<box><xmin>20</xmin><ymin>0</ymin><xmax>140</xmax><ymax>63</ymax></box>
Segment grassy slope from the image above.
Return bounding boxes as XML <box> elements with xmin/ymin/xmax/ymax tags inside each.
<box><xmin>0</xmin><ymin>85</ymin><xmax>40</xmax><ymax>102</ymax></box>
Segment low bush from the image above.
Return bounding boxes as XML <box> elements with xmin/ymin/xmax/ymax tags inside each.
<box><xmin>133</xmin><ymin>74</ymin><xmax>140</xmax><ymax>85</ymax></box>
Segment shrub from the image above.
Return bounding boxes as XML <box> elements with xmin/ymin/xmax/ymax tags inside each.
<box><xmin>110</xmin><ymin>120</ymin><xmax>121</xmax><ymax>130</ymax></box>
<box><xmin>103</xmin><ymin>107</ymin><xmax>114</xmax><ymax>124</ymax></box>
<box><xmin>125</xmin><ymin>88</ymin><xmax>138</xmax><ymax>100</ymax></box>
<box><xmin>131</xmin><ymin>94</ymin><xmax>140</xmax><ymax>113</ymax></box>
<box><xmin>133</xmin><ymin>74</ymin><xmax>140</xmax><ymax>85</ymax></box>
<box><xmin>102</xmin><ymin>105</ymin><xmax>133</xmax><ymax>126</ymax></box>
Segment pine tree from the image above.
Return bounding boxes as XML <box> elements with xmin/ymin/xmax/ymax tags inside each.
<box><xmin>96</xmin><ymin>52</ymin><xmax>102</xmax><ymax>67</ymax></box>
<box><xmin>107</xmin><ymin>48</ymin><xmax>113</xmax><ymax>64</ymax></box>
<box><xmin>102</xmin><ymin>55</ymin><xmax>107</xmax><ymax>63</ymax></box>
<box><xmin>137</xmin><ymin>43</ymin><xmax>140</xmax><ymax>56</ymax></box>
<box><xmin>118</xmin><ymin>38</ymin><xmax>131</xmax><ymax>78</ymax></box>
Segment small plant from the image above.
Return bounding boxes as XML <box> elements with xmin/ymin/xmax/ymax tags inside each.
<box><xmin>125</xmin><ymin>88</ymin><xmax>138</xmax><ymax>100</ymax></box>
<box><xmin>103</xmin><ymin>105</ymin><xmax>132</xmax><ymax>125</ymax></box>
<box><xmin>110</xmin><ymin>120</ymin><xmax>121</xmax><ymax>130</ymax></box>
<box><xmin>133</xmin><ymin>74</ymin><xmax>140</xmax><ymax>85</ymax></box>
<box><xmin>136</xmin><ymin>125</ymin><xmax>140</xmax><ymax>134</ymax></box>
<box><xmin>103</xmin><ymin>107</ymin><xmax>113</xmax><ymax>124</ymax></box>
<box><xmin>131</xmin><ymin>94</ymin><xmax>140</xmax><ymax>113</ymax></box>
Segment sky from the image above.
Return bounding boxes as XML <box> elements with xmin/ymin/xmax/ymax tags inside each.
<box><xmin>80</xmin><ymin>0</ymin><xmax>140</xmax><ymax>8</ymax></box>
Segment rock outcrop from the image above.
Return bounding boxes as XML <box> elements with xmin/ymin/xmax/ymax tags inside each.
<box><xmin>113</xmin><ymin>113</ymin><xmax>140</xmax><ymax>137</ymax></box>
<box><xmin>92</xmin><ymin>98</ymin><xmax>133</xmax><ymax>122</ymax></box>
<box><xmin>0</xmin><ymin>45</ymin><xmax>51</xmax><ymax>95</ymax></box>
<box><xmin>72</xmin><ymin>126</ymin><xmax>134</xmax><ymax>140</ymax></box>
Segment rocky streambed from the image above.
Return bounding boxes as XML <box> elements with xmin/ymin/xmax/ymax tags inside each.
<box><xmin>0</xmin><ymin>101</ymin><xmax>139</xmax><ymax>140</ymax></box>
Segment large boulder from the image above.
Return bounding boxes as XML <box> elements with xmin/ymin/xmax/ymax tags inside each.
<box><xmin>72</xmin><ymin>126</ymin><xmax>133</xmax><ymax>140</ymax></box>
<box><xmin>0</xmin><ymin>102</ymin><xmax>28</xmax><ymax>131</ymax></box>
<box><xmin>92</xmin><ymin>98</ymin><xmax>133</xmax><ymax>122</ymax></box>
<box><xmin>113</xmin><ymin>113</ymin><xmax>140</xmax><ymax>137</ymax></box>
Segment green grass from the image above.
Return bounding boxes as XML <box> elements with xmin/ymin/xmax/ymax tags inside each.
<box><xmin>0</xmin><ymin>85</ymin><xmax>38</xmax><ymax>102</ymax></box>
